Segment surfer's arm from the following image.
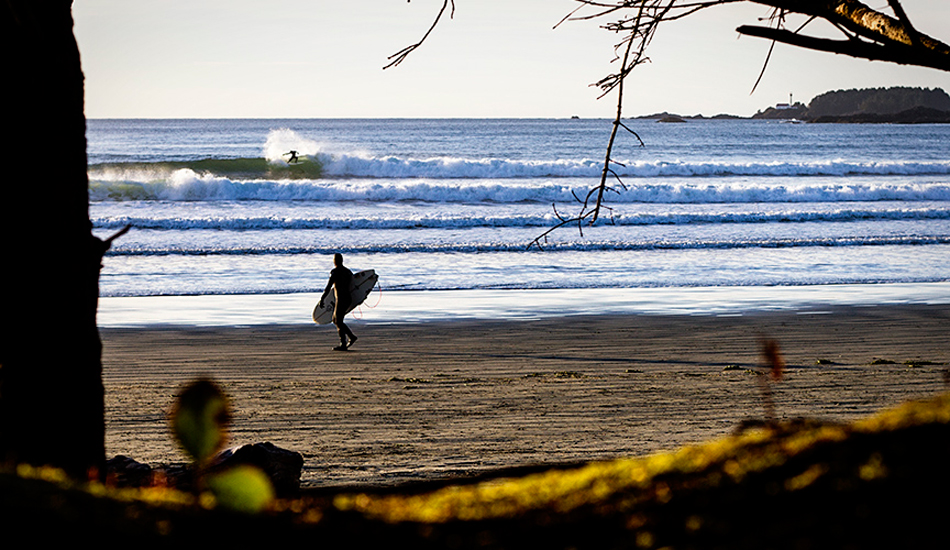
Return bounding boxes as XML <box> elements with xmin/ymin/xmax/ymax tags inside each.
<box><xmin>318</xmin><ymin>278</ymin><xmax>333</xmax><ymax>307</ymax></box>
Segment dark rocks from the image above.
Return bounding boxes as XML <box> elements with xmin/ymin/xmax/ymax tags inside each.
<box><xmin>105</xmin><ymin>455</ymin><xmax>197</xmax><ymax>491</ymax></box>
<box><xmin>211</xmin><ymin>442</ymin><xmax>304</xmax><ymax>496</ymax></box>
<box><xmin>105</xmin><ymin>455</ymin><xmax>153</xmax><ymax>487</ymax></box>
<box><xmin>105</xmin><ymin>441</ymin><xmax>304</xmax><ymax>496</ymax></box>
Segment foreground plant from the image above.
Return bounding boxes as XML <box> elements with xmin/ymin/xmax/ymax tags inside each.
<box><xmin>171</xmin><ymin>378</ymin><xmax>274</xmax><ymax>513</ymax></box>
<box><xmin>758</xmin><ymin>338</ymin><xmax>785</xmax><ymax>423</ymax></box>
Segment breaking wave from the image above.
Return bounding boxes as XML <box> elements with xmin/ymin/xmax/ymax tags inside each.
<box><xmin>92</xmin><ymin>206</ymin><xmax>950</xmax><ymax>231</ymax></box>
<box><xmin>103</xmin><ymin>234</ymin><xmax>950</xmax><ymax>257</ymax></box>
<box><xmin>88</xmin><ymin>171</ymin><xmax>950</xmax><ymax>203</ymax></box>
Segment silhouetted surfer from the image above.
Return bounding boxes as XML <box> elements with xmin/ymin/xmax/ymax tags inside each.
<box><xmin>284</xmin><ymin>150</ymin><xmax>299</xmax><ymax>164</ymax></box>
<box><xmin>319</xmin><ymin>253</ymin><xmax>358</xmax><ymax>351</ymax></box>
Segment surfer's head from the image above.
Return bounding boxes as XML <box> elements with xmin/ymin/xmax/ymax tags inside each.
<box><xmin>334</xmin><ymin>253</ymin><xmax>343</xmax><ymax>266</ymax></box>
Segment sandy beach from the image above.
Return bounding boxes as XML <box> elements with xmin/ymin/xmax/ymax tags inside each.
<box><xmin>100</xmin><ymin>304</ymin><xmax>949</xmax><ymax>488</ymax></box>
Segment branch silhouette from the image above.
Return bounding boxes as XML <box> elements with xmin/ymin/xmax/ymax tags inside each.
<box><xmin>391</xmin><ymin>0</ymin><xmax>950</xmax><ymax>245</ymax></box>
<box><xmin>385</xmin><ymin>0</ymin><xmax>455</xmax><ymax>70</ymax></box>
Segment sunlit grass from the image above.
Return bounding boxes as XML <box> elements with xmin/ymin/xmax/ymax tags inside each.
<box><xmin>333</xmin><ymin>392</ymin><xmax>949</xmax><ymax>524</ymax></box>
<box><xmin>2</xmin><ymin>391</ymin><xmax>948</xmax><ymax>545</ymax></box>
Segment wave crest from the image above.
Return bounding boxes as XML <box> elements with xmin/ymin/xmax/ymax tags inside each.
<box><xmin>102</xmin><ymin>235</ymin><xmax>950</xmax><ymax>258</ymax></box>
<box><xmin>92</xmin><ymin>207</ymin><xmax>950</xmax><ymax>231</ymax></box>
<box><xmin>89</xmin><ymin>176</ymin><xmax>950</xmax><ymax>203</ymax></box>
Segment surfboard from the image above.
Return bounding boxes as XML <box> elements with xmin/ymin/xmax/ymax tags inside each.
<box><xmin>312</xmin><ymin>269</ymin><xmax>378</xmax><ymax>325</ymax></box>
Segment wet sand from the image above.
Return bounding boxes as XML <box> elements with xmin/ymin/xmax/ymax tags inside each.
<box><xmin>100</xmin><ymin>304</ymin><xmax>950</xmax><ymax>488</ymax></box>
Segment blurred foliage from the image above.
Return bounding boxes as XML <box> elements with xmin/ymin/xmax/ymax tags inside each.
<box><xmin>205</xmin><ymin>465</ymin><xmax>276</xmax><ymax>514</ymax></box>
<box><xmin>167</xmin><ymin>378</ymin><xmax>275</xmax><ymax>513</ymax></box>
<box><xmin>1</xmin><ymin>392</ymin><xmax>948</xmax><ymax>547</ymax></box>
<box><xmin>171</xmin><ymin>378</ymin><xmax>230</xmax><ymax>464</ymax></box>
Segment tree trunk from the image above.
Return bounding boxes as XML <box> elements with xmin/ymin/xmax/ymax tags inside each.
<box><xmin>0</xmin><ymin>0</ymin><xmax>106</xmax><ymax>477</ymax></box>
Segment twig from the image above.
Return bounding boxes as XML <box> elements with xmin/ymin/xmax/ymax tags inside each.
<box><xmin>104</xmin><ymin>224</ymin><xmax>131</xmax><ymax>246</ymax></box>
<box><xmin>749</xmin><ymin>9</ymin><xmax>784</xmax><ymax>95</ymax></box>
<box><xmin>616</xmin><ymin>121</ymin><xmax>645</xmax><ymax>147</ymax></box>
<box><xmin>385</xmin><ymin>0</ymin><xmax>455</xmax><ymax>70</ymax></box>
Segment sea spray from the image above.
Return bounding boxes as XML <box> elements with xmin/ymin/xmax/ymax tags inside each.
<box><xmin>263</xmin><ymin>128</ymin><xmax>321</xmax><ymax>164</ymax></box>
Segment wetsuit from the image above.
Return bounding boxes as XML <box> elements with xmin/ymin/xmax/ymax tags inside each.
<box><xmin>324</xmin><ymin>265</ymin><xmax>356</xmax><ymax>347</ymax></box>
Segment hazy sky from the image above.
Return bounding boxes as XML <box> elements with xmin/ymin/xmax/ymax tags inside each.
<box><xmin>74</xmin><ymin>1</ymin><xmax>950</xmax><ymax>118</ymax></box>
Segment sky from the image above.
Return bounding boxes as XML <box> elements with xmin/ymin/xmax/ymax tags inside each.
<box><xmin>74</xmin><ymin>0</ymin><xmax>950</xmax><ymax>118</ymax></box>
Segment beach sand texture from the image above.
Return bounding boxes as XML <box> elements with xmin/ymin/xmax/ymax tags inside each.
<box><xmin>101</xmin><ymin>305</ymin><xmax>949</xmax><ymax>488</ymax></box>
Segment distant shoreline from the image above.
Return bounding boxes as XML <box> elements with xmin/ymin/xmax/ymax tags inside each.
<box><xmin>635</xmin><ymin>86</ymin><xmax>950</xmax><ymax>123</ymax></box>
<box><xmin>634</xmin><ymin>107</ymin><xmax>950</xmax><ymax>123</ymax></box>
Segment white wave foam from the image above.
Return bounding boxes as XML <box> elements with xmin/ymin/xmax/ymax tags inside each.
<box><xmin>101</xmin><ymin>235</ymin><xmax>950</xmax><ymax>257</ymax></box>
<box><xmin>316</xmin><ymin>154</ymin><xmax>950</xmax><ymax>179</ymax></box>
<box><xmin>319</xmin><ymin>154</ymin><xmax>603</xmax><ymax>178</ymax></box>
<box><xmin>89</xmin><ymin>174</ymin><xmax>950</xmax><ymax>204</ymax></box>
<box><xmin>90</xmin><ymin>169</ymin><xmax>317</xmax><ymax>201</ymax></box>
<box><xmin>92</xmin><ymin>206</ymin><xmax>950</xmax><ymax>232</ymax></box>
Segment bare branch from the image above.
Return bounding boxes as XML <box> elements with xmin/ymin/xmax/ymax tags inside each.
<box><xmin>616</xmin><ymin>121</ymin><xmax>645</xmax><ymax>147</ymax></box>
<box><xmin>103</xmin><ymin>224</ymin><xmax>131</xmax><ymax>246</ymax></box>
<box><xmin>751</xmin><ymin>0</ymin><xmax>950</xmax><ymax>55</ymax></box>
<box><xmin>737</xmin><ymin>24</ymin><xmax>950</xmax><ymax>71</ymax></box>
<box><xmin>391</xmin><ymin>0</ymin><xmax>950</xmax><ymax>248</ymax></box>
<box><xmin>527</xmin><ymin>208</ymin><xmax>598</xmax><ymax>250</ymax></box>
<box><xmin>749</xmin><ymin>8</ymin><xmax>783</xmax><ymax>96</ymax></box>
<box><xmin>589</xmin><ymin>6</ymin><xmax>641</xmax><ymax>226</ymax></box>
<box><xmin>385</xmin><ymin>0</ymin><xmax>455</xmax><ymax>70</ymax></box>
<box><xmin>750</xmin><ymin>37</ymin><xmax>777</xmax><ymax>95</ymax></box>
<box><xmin>540</xmin><ymin>0</ymin><xmax>950</xmax><ymax>246</ymax></box>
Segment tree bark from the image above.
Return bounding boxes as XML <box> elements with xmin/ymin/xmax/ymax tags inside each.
<box><xmin>0</xmin><ymin>1</ymin><xmax>106</xmax><ymax>477</ymax></box>
<box><xmin>756</xmin><ymin>0</ymin><xmax>946</xmax><ymax>51</ymax></box>
<box><xmin>744</xmin><ymin>0</ymin><xmax>950</xmax><ymax>71</ymax></box>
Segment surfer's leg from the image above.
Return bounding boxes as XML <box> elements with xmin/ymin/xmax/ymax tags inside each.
<box><xmin>333</xmin><ymin>322</ymin><xmax>355</xmax><ymax>351</ymax></box>
<box><xmin>333</xmin><ymin>331</ymin><xmax>347</xmax><ymax>351</ymax></box>
<box><xmin>337</xmin><ymin>316</ymin><xmax>356</xmax><ymax>347</ymax></box>
<box><xmin>333</xmin><ymin>300</ymin><xmax>356</xmax><ymax>348</ymax></box>
<box><xmin>336</xmin><ymin>320</ymin><xmax>356</xmax><ymax>347</ymax></box>
<box><xmin>334</xmin><ymin>326</ymin><xmax>348</xmax><ymax>350</ymax></box>
<box><xmin>332</xmin><ymin>308</ymin><xmax>349</xmax><ymax>350</ymax></box>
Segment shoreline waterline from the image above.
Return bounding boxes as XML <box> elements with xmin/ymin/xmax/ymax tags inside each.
<box><xmin>97</xmin><ymin>281</ymin><xmax>950</xmax><ymax>328</ymax></box>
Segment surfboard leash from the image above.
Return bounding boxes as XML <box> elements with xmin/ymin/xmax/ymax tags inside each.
<box><xmin>365</xmin><ymin>282</ymin><xmax>383</xmax><ymax>309</ymax></box>
<box><xmin>351</xmin><ymin>282</ymin><xmax>383</xmax><ymax>320</ymax></box>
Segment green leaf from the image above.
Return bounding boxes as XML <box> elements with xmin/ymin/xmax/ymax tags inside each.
<box><xmin>171</xmin><ymin>378</ymin><xmax>230</xmax><ymax>463</ymax></box>
<box><xmin>206</xmin><ymin>465</ymin><xmax>275</xmax><ymax>514</ymax></box>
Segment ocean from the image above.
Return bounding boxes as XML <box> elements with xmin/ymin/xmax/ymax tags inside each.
<box><xmin>87</xmin><ymin>119</ymin><xmax>950</xmax><ymax>326</ymax></box>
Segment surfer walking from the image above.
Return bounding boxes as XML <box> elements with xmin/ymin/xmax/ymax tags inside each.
<box><xmin>319</xmin><ymin>253</ymin><xmax>358</xmax><ymax>351</ymax></box>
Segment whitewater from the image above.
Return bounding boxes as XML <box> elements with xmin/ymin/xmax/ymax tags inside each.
<box><xmin>86</xmin><ymin>118</ymin><xmax>950</xmax><ymax>325</ymax></box>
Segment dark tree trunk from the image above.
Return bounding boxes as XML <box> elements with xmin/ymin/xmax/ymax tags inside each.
<box><xmin>0</xmin><ymin>1</ymin><xmax>106</xmax><ymax>477</ymax></box>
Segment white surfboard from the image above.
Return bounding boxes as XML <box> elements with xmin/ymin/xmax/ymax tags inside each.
<box><xmin>312</xmin><ymin>269</ymin><xmax>378</xmax><ymax>325</ymax></box>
